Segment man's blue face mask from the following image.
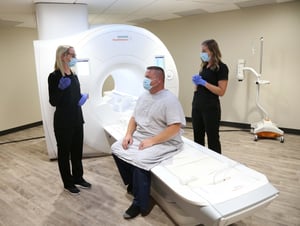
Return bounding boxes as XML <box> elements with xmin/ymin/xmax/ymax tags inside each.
<box><xmin>200</xmin><ymin>52</ymin><xmax>210</xmax><ymax>62</ymax></box>
<box><xmin>143</xmin><ymin>78</ymin><xmax>152</xmax><ymax>90</ymax></box>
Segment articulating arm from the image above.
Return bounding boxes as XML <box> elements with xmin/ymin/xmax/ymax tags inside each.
<box><xmin>236</xmin><ymin>59</ymin><xmax>270</xmax><ymax>119</ymax></box>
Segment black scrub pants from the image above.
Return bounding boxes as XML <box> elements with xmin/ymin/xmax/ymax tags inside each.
<box><xmin>112</xmin><ymin>154</ymin><xmax>151</xmax><ymax>213</ymax></box>
<box><xmin>54</xmin><ymin>125</ymin><xmax>84</xmax><ymax>188</ymax></box>
<box><xmin>192</xmin><ymin>99</ymin><xmax>222</xmax><ymax>154</ymax></box>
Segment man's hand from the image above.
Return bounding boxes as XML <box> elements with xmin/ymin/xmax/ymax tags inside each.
<box><xmin>122</xmin><ymin>134</ymin><xmax>133</xmax><ymax>150</ymax></box>
<box><xmin>138</xmin><ymin>138</ymin><xmax>155</xmax><ymax>150</ymax></box>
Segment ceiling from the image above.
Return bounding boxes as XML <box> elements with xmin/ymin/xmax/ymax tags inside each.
<box><xmin>0</xmin><ymin>0</ymin><xmax>294</xmax><ymax>28</ymax></box>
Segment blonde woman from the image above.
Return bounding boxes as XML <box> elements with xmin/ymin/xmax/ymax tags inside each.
<box><xmin>48</xmin><ymin>45</ymin><xmax>90</xmax><ymax>195</ymax></box>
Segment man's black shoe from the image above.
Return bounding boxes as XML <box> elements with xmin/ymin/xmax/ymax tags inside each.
<box><xmin>141</xmin><ymin>209</ymin><xmax>150</xmax><ymax>217</ymax></box>
<box><xmin>64</xmin><ymin>186</ymin><xmax>80</xmax><ymax>195</ymax></box>
<box><xmin>74</xmin><ymin>179</ymin><xmax>91</xmax><ymax>189</ymax></box>
<box><xmin>123</xmin><ymin>204</ymin><xmax>140</xmax><ymax>219</ymax></box>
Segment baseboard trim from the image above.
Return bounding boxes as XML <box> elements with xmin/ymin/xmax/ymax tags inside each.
<box><xmin>1</xmin><ymin>119</ymin><xmax>300</xmax><ymax>136</ymax></box>
<box><xmin>0</xmin><ymin>121</ymin><xmax>43</xmax><ymax>136</ymax></box>
<box><xmin>185</xmin><ymin>117</ymin><xmax>300</xmax><ymax>135</ymax></box>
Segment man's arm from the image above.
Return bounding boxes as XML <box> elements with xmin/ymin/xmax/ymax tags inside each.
<box><xmin>138</xmin><ymin>123</ymin><xmax>181</xmax><ymax>150</ymax></box>
<box><xmin>122</xmin><ymin>117</ymin><xmax>137</xmax><ymax>149</ymax></box>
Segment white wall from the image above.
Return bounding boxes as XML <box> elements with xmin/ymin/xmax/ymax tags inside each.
<box><xmin>141</xmin><ymin>1</ymin><xmax>300</xmax><ymax>130</ymax></box>
<box><xmin>1</xmin><ymin>1</ymin><xmax>299</xmax><ymax>132</ymax></box>
<box><xmin>0</xmin><ymin>27</ymin><xmax>40</xmax><ymax>131</ymax></box>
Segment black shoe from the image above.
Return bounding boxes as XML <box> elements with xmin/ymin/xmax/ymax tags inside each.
<box><xmin>123</xmin><ymin>204</ymin><xmax>140</xmax><ymax>219</ymax></box>
<box><xmin>74</xmin><ymin>179</ymin><xmax>91</xmax><ymax>189</ymax></box>
<box><xmin>127</xmin><ymin>184</ymin><xmax>133</xmax><ymax>195</ymax></box>
<box><xmin>141</xmin><ymin>209</ymin><xmax>149</xmax><ymax>217</ymax></box>
<box><xmin>64</xmin><ymin>186</ymin><xmax>80</xmax><ymax>195</ymax></box>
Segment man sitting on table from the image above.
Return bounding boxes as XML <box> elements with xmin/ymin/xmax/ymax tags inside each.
<box><xmin>111</xmin><ymin>66</ymin><xmax>186</xmax><ymax>219</ymax></box>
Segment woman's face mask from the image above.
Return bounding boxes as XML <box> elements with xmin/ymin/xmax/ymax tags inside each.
<box><xmin>68</xmin><ymin>58</ymin><xmax>78</xmax><ymax>67</ymax></box>
<box><xmin>200</xmin><ymin>52</ymin><xmax>210</xmax><ymax>62</ymax></box>
<box><xmin>143</xmin><ymin>78</ymin><xmax>152</xmax><ymax>90</ymax></box>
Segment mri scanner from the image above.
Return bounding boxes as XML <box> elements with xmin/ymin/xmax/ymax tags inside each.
<box><xmin>34</xmin><ymin>24</ymin><xmax>178</xmax><ymax>159</ymax></box>
<box><xmin>34</xmin><ymin>24</ymin><xmax>278</xmax><ymax>226</ymax></box>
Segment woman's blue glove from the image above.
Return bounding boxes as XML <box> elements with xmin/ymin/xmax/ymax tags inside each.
<box><xmin>58</xmin><ymin>77</ymin><xmax>71</xmax><ymax>90</ymax></box>
<box><xmin>192</xmin><ymin>74</ymin><xmax>207</xmax><ymax>86</ymax></box>
<box><xmin>78</xmin><ymin>93</ymin><xmax>89</xmax><ymax>106</ymax></box>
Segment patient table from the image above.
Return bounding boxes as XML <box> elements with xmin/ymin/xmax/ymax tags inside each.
<box><xmin>104</xmin><ymin>123</ymin><xmax>279</xmax><ymax>226</ymax></box>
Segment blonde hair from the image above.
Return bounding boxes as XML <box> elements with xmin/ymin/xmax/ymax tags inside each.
<box><xmin>54</xmin><ymin>45</ymin><xmax>73</xmax><ymax>76</ymax></box>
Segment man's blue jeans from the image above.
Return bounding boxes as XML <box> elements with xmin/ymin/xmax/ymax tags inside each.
<box><xmin>112</xmin><ymin>154</ymin><xmax>151</xmax><ymax>212</ymax></box>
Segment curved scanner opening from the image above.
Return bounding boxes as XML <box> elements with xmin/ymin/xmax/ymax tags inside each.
<box><xmin>34</xmin><ymin>25</ymin><xmax>179</xmax><ymax>159</ymax></box>
<box><xmin>77</xmin><ymin>61</ymin><xmax>145</xmax><ymax>154</ymax></box>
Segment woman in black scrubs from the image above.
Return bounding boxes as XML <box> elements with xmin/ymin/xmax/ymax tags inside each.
<box><xmin>192</xmin><ymin>39</ymin><xmax>229</xmax><ymax>154</ymax></box>
<box><xmin>48</xmin><ymin>45</ymin><xmax>91</xmax><ymax>194</ymax></box>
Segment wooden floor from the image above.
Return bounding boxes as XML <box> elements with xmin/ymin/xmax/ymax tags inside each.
<box><xmin>0</xmin><ymin>125</ymin><xmax>299</xmax><ymax>226</ymax></box>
